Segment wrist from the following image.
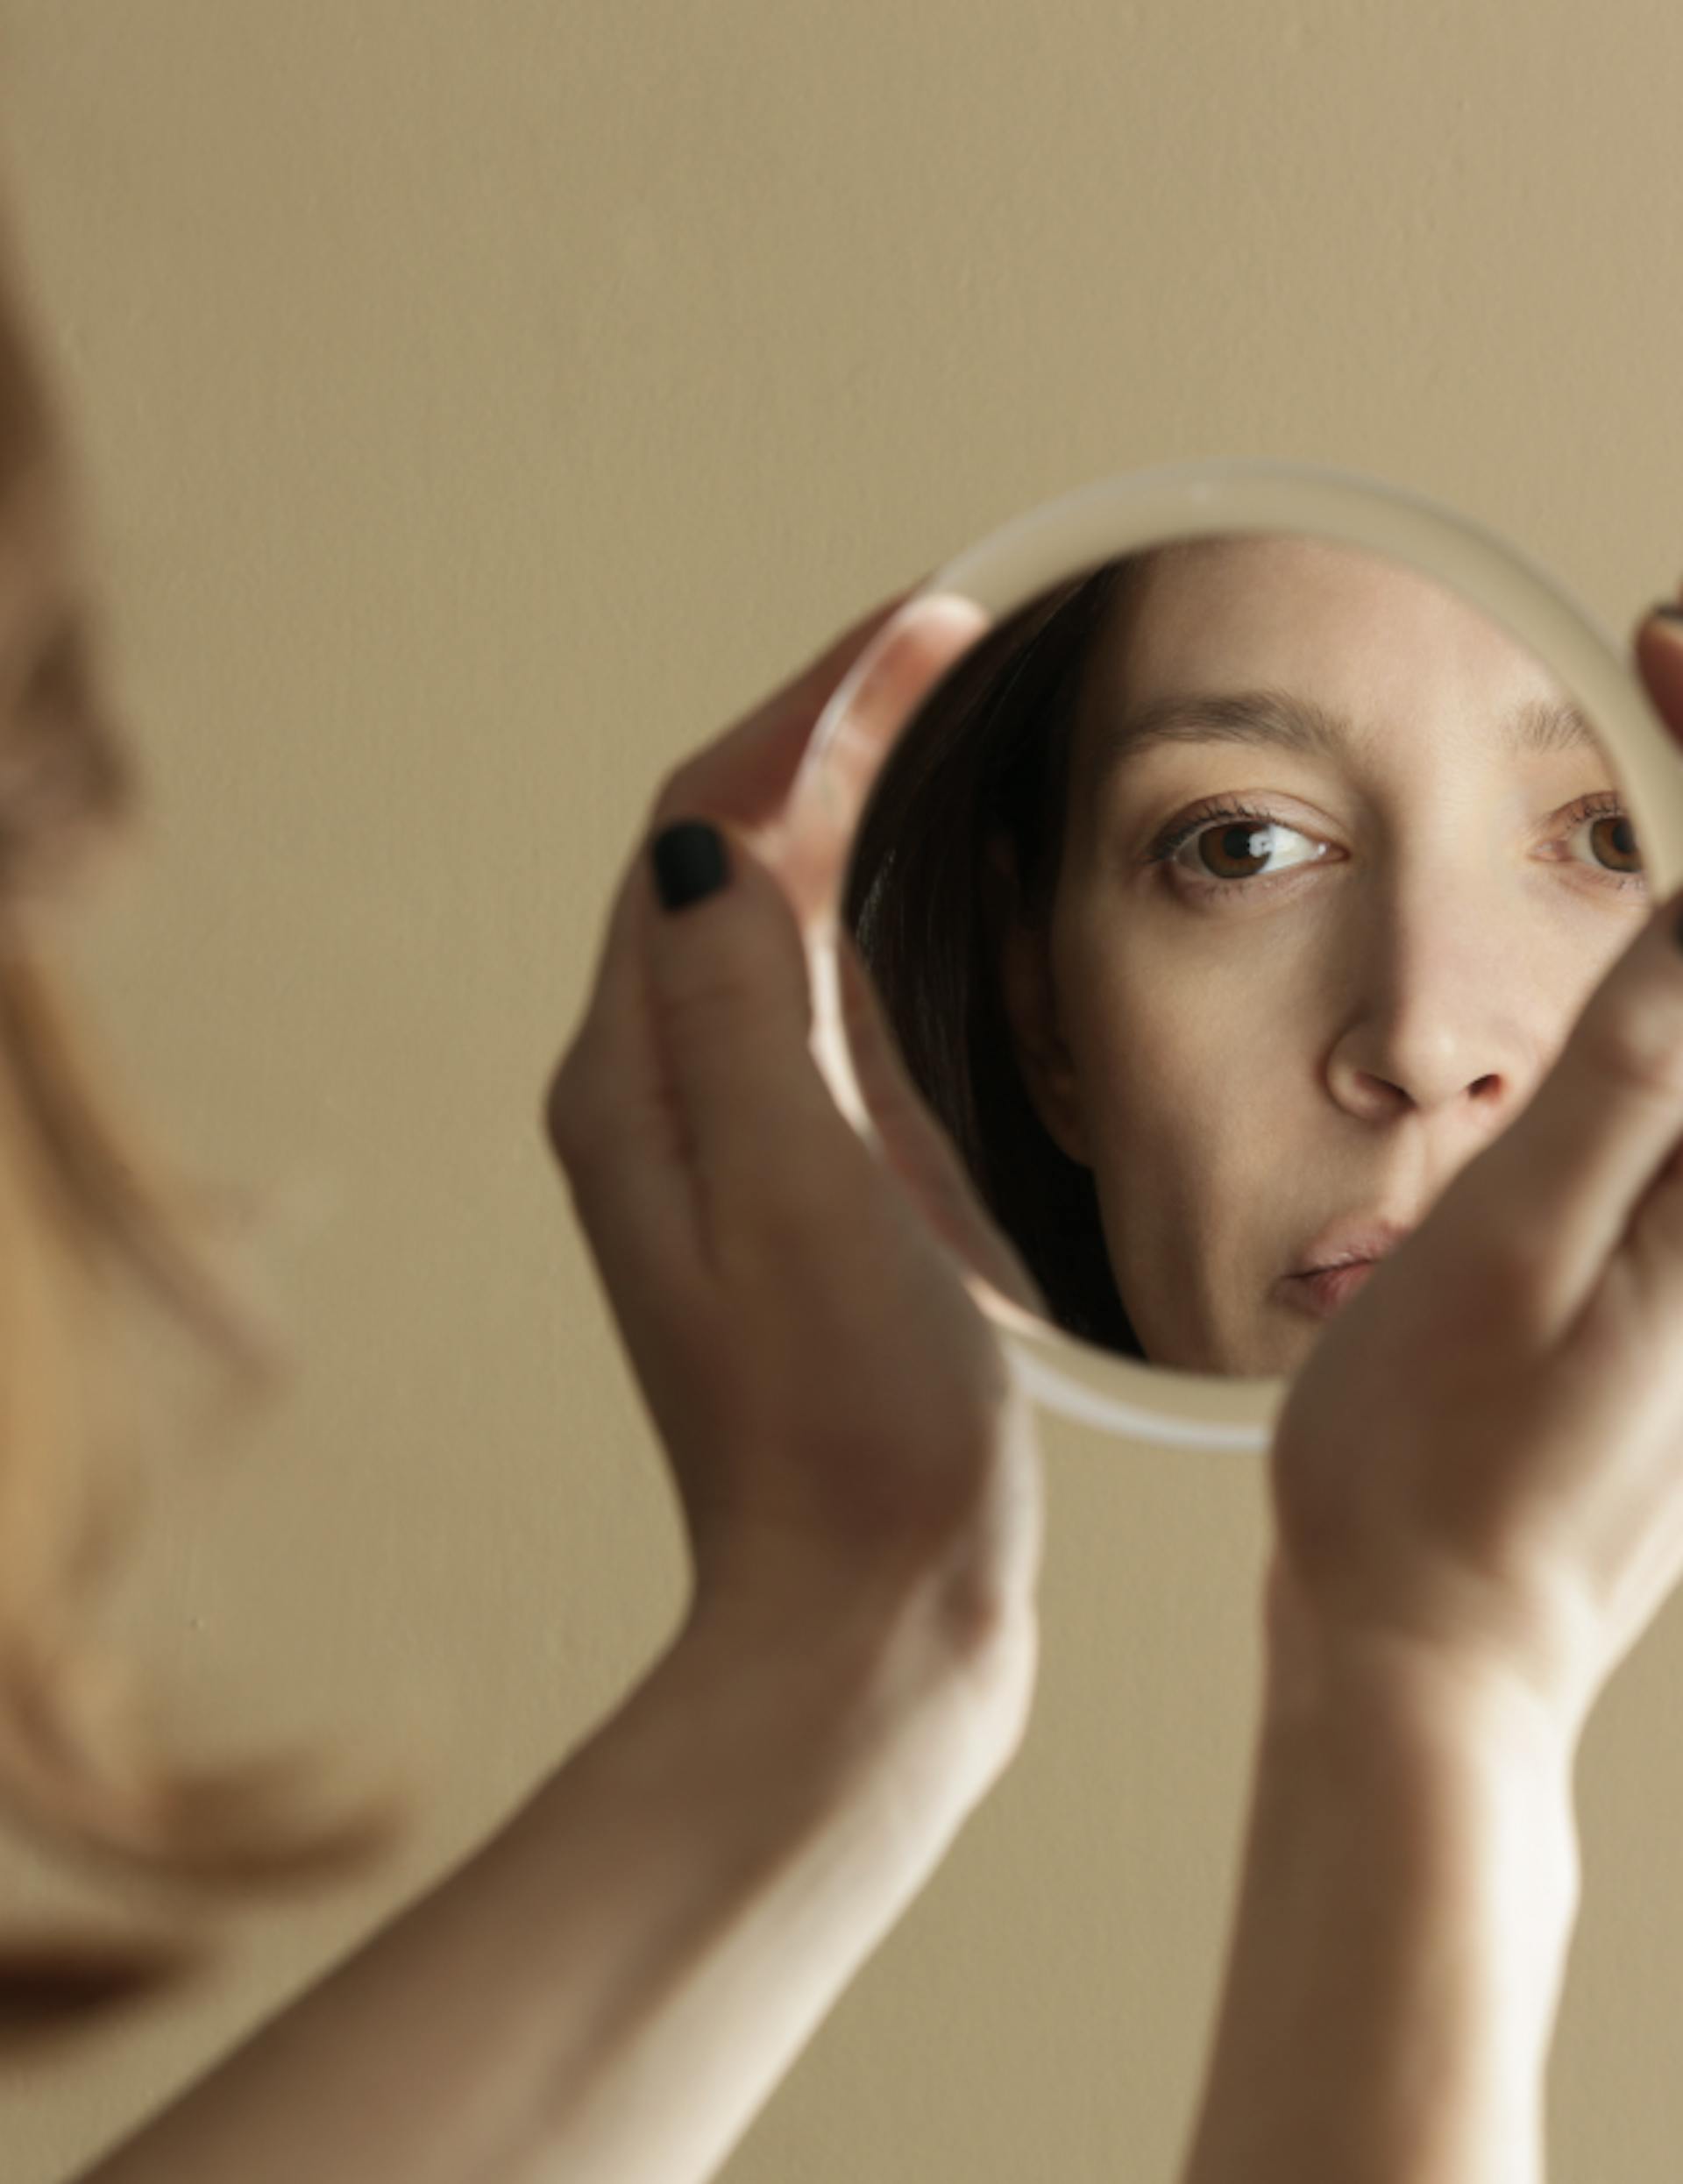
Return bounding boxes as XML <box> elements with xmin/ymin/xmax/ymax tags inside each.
<box><xmin>1258</xmin><ymin>1619</ymin><xmax>1583</xmax><ymax>1931</ymax></box>
<box><xmin>671</xmin><ymin>1560</ymin><xmax>1036</xmax><ymax>1826</ymax></box>
<box><xmin>1262</xmin><ymin>1549</ymin><xmax>1586</xmax><ymax>1771</ymax></box>
<box><xmin>1260</xmin><ymin>1572</ymin><xmax>1584</xmax><ymax>2096</ymax></box>
<box><xmin>1182</xmin><ymin>1571</ymin><xmax>1582</xmax><ymax>2184</ymax></box>
<box><xmin>682</xmin><ymin>1525</ymin><xmax>1039</xmax><ymax>1784</ymax></box>
<box><xmin>440</xmin><ymin>1554</ymin><xmax>1031</xmax><ymax>2181</ymax></box>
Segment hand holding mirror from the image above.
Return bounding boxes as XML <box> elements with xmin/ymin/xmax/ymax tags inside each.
<box><xmin>783</xmin><ymin>462</ymin><xmax>1683</xmax><ymax>1453</ymax></box>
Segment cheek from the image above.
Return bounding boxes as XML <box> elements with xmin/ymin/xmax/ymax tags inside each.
<box><xmin>1061</xmin><ymin>922</ymin><xmax>1302</xmax><ymax>1162</ymax></box>
<box><xmin>1573</xmin><ymin>905</ymin><xmax>1651</xmax><ymax>1006</ymax></box>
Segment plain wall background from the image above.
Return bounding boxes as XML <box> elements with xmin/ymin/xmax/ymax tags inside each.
<box><xmin>4</xmin><ymin>3</ymin><xmax>1682</xmax><ymax>2177</ymax></box>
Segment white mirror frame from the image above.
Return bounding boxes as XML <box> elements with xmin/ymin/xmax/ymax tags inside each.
<box><xmin>792</xmin><ymin>457</ymin><xmax>1683</xmax><ymax>1452</ymax></box>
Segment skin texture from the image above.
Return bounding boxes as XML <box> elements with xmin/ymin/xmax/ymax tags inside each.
<box><xmin>998</xmin><ymin>535</ymin><xmax>1653</xmax><ymax>1377</ymax></box>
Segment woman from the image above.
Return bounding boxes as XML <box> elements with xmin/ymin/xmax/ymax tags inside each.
<box><xmin>847</xmin><ymin>535</ymin><xmax>1651</xmax><ymax>1374</ymax></box>
<box><xmin>5</xmin><ymin>165</ymin><xmax>1683</xmax><ymax>2182</ymax></box>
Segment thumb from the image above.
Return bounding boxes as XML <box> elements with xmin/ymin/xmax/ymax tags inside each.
<box><xmin>1457</xmin><ymin>870</ymin><xmax>1683</xmax><ymax>1345</ymax></box>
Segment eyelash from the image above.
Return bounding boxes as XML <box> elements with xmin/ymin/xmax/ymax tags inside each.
<box><xmin>1142</xmin><ymin>790</ymin><xmax>1646</xmax><ymax>897</ymax></box>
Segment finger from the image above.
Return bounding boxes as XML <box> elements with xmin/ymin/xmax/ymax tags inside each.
<box><xmin>543</xmin><ymin>847</ymin><xmax>699</xmax><ymax>1305</ymax></box>
<box><xmin>775</xmin><ymin>594</ymin><xmax>992</xmax><ymax>931</ymax></box>
<box><xmin>1458</xmin><ymin>872</ymin><xmax>1683</xmax><ymax>1344</ymax></box>
<box><xmin>642</xmin><ymin>816</ymin><xmax>867</xmax><ymax>1261</ymax></box>
<box><xmin>650</xmin><ymin>585</ymin><xmax>932</xmax><ymax>844</ymax></box>
<box><xmin>833</xmin><ymin>929</ymin><xmax>1052</xmax><ymax>1318</ymax></box>
<box><xmin>545</xmin><ymin>584</ymin><xmax>931</xmax><ymax>1266</ymax></box>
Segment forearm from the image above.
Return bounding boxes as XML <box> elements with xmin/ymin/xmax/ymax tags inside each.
<box><xmin>1177</xmin><ymin>1578</ymin><xmax>1581</xmax><ymax>2184</ymax></box>
<box><xmin>71</xmin><ymin>1588</ymin><xmax>1028</xmax><ymax>2184</ymax></box>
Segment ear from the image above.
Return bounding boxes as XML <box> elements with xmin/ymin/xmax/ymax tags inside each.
<box><xmin>985</xmin><ymin>832</ymin><xmax>1091</xmax><ymax>1166</ymax></box>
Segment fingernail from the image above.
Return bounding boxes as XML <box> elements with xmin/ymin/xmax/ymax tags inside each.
<box><xmin>1651</xmin><ymin>602</ymin><xmax>1683</xmax><ymax>628</ymax></box>
<box><xmin>651</xmin><ymin>819</ymin><xmax>730</xmax><ymax>912</ymax></box>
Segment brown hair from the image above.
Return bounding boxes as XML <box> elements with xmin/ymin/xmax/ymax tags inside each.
<box><xmin>842</xmin><ymin>552</ymin><xmax>1160</xmax><ymax>1356</ymax></box>
<box><xmin>0</xmin><ymin>194</ymin><xmax>416</xmax><ymax>2053</ymax></box>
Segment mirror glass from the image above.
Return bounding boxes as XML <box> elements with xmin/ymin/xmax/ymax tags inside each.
<box><xmin>837</xmin><ymin>528</ymin><xmax>1651</xmax><ymax>1383</ymax></box>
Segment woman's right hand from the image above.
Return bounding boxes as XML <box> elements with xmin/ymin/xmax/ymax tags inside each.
<box><xmin>1268</xmin><ymin>604</ymin><xmax>1683</xmax><ymax>1740</ymax></box>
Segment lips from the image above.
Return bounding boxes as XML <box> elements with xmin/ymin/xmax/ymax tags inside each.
<box><xmin>1287</xmin><ymin>1214</ymin><xmax>1417</xmax><ymax>1279</ymax></box>
<box><xmin>1282</xmin><ymin>1259</ymin><xmax>1384</xmax><ymax>1320</ymax></box>
<box><xmin>1277</xmin><ymin>1216</ymin><xmax>1419</xmax><ymax>1322</ymax></box>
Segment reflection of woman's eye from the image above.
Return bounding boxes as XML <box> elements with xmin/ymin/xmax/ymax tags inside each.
<box><xmin>1563</xmin><ymin>792</ymin><xmax>1644</xmax><ymax>884</ymax></box>
<box><xmin>1142</xmin><ymin>789</ymin><xmax>1648</xmax><ymax>895</ymax></box>
<box><xmin>1147</xmin><ymin>802</ymin><xmax>1320</xmax><ymax>883</ymax></box>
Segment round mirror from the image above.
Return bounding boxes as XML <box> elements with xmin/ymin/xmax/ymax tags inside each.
<box><xmin>785</xmin><ymin>462</ymin><xmax>1683</xmax><ymax>1450</ymax></box>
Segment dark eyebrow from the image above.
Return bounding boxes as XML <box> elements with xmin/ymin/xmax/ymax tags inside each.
<box><xmin>1089</xmin><ymin>685</ymin><xmax>1602</xmax><ymax>792</ymax></box>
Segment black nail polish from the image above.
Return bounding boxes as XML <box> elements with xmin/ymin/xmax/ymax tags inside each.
<box><xmin>1652</xmin><ymin>603</ymin><xmax>1683</xmax><ymax>626</ymax></box>
<box><xmin>651</xmin><ymin>820</ymin><xmax>729</xmax><ymax>911</ymax></box>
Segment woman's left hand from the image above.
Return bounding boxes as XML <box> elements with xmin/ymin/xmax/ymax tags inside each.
<box><xmin>543</xmin><ymin>589</ymin><xmax>1049</xmax><ymax>1698</ymax></box>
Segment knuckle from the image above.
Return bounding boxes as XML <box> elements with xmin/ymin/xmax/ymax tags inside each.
<box><xmin>664</xmin><ymin>915</ymin><xmax>803</xmax><ymax>1053</ymax></box>
<box><xmin>662</xmin><ymin>954</ymin><xmax>756</xmax><ymax>1044</ymax></box>
<box><xmin>542</xmin><ymin>1051</ymin><xmax>607</xmax><ymax>1170</ymax></box>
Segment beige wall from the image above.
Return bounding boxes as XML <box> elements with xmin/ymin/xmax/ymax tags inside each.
<box><xmin>4</xmin><ymin>3</ymin><xmax>1681</xmax><ymax>2177</ymax></box>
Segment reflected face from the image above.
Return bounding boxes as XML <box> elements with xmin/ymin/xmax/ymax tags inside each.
<box><xmin>1000</xmin><ymin>535</ymin><xmax>1650</xmax><ymax>1376</ymax></box>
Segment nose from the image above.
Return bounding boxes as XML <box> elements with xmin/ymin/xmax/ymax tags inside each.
<box><xmin>1320</xmin><ymin>875</ymin><xmax>1582</xmax><ymax>1146</ymax></box>
<box><xmin>1331</xmin><ymin>1032</ymin><xmax>1512</xmax><ymax>1130</ymax></box>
